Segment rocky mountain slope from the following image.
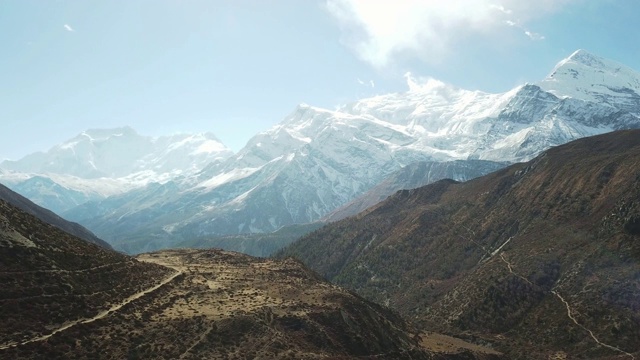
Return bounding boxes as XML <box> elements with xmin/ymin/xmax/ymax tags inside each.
<box><xmin>0</xmin><ymin>197</ymin><xmax>501</xmax><ymax>359</ymax></box>
<box><xmin>323</xmin><ymin>159</ymin><xmax>508</xmax><ymax>222</ymax></box>
<box><xmin>6</xmin><ymin>50</ymin><xmax>640</xmax><ymax>255</ymax></box>
<box><xmin>279</xmin><ymin>130</ymin><xmax>640</xmax><ymax>359</ymax></box>
<box><xmin>0</xmin><ymin>182</ymin><xmax>111</xmax><ymax>249</ymax></box>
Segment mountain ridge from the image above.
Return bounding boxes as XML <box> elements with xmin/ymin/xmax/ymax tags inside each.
<box><xmin>0</xmin><ymin>182</ymin><xmax>111</xmax><ymax>249</ymax></box>
<box><xmin>278</xmin><ymin>129</ymin><xmax>640</xmax><ymax>359</ymax></box>
<box><xmin>1</xmin><ymin>127</ymin><xmax>232</xmax><ymax>179</ymax></box>
<box><xmin>323</xmin><ymin>159</ymin><xmax>508</xmax><ymax>222</ymax></box>
<box><xmin>0</xmin><ymin>128</ymin><xmax>233</xmax><ymax>214</ymax></box>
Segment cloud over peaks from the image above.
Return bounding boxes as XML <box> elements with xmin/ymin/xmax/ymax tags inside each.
<box><xmin>326</xmin><ymin>0</ymin><xmax>574</xmax><ymax>68</ymax></box>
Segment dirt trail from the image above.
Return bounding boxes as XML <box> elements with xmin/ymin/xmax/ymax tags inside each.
<box><xmin>500</xmin><ymin>252</ymin><xmax>634</xmax><ymax>359</ymax></box>
<box><xmin>499</xmin><ymin>253</ymin><xmax>534</xmax><ymax>287</ymax></box>
<box><xmin>552</xmin><ymin>290</ymin><xmax>635</xmax><ymax>360</ymax></box>
<box><xmin>499</xmin><ymin>252</ymin><xmax>634</xmax><ymax>359</ymax></box>
<box><xmin>0</xmin><ymin>268</ymin><xmax>181</xmax><ymax>350</ymax></box>
<box><xmin>178</xmin><ymin>323</ymin><xmax>215</xmax><ymax>359</ymax></box>
<box><xmin>462</xmin><ymin>230</ymin><xmax>635</xmax><ymax>359</ymax></box>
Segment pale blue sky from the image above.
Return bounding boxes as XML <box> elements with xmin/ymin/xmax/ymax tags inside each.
<box><xmin>1</xmin><ymin>0</ymin><xmax>639</xmax><ymax>160</ymax></box>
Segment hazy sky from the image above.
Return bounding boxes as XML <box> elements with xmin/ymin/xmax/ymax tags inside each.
<box><xmin>1</xmin><ymin>0</ymin><xmax>639</xmax><ymax>160</ymax></box>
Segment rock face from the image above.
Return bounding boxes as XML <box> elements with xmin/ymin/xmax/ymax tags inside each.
<box><xmin>279</xmin><ymin>130</ymin><xmax>640</xmax><ymax>359</ymax></box>
<box><xmin>5</xmin><ymin>50</ymin><xmax>640</xmax><ymax>254</ymax></box>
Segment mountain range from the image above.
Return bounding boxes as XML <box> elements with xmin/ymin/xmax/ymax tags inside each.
<box><xmin>2</xmin><ymin>49</ymin><xmax>640</xmax><ymax>254</ymax></box>
<box><xmin>0</xmin><ymin>128</ymin><xmax>232</xmax><ymax>214</ymax></box>
<box><xmin>279</xmin><ymin>129</ymin><xmax>640</xmax><ymax>359</ymax></box>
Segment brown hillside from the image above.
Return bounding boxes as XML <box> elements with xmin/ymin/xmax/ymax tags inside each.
<box><xmin>280</xmin><ymin>129</ymin><xmax>640</xmax><ymax>359</ymax></box>
<box><xmin>1</xmin><ymin>247</ymin><xmax>503</xmax><ymax>359</ymax></box>
<box><xmin>0</xmin><ymin>198</ymin><xmax>172</xmax><ymax>350</ymax></box>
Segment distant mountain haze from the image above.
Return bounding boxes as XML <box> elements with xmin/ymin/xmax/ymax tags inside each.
<box><xmin>1</xmin><ymin>126</ymin><xmax>232</xmax><ymax>179</ymax></box>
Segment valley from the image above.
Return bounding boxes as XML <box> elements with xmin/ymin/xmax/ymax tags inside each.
<box><xmin>0</xmin><ymin>185</ymin><xmax>500</xmax><ymax>359</ymax></box>
<box><xmin>1</xmin><ymin>48</ymin><xmax>640</xmax><ymax>359</ymax></box>
<box><xmin>1</xmin><ymin>234</ymin><xmax>503</xmax><ymax>359</ymax></box>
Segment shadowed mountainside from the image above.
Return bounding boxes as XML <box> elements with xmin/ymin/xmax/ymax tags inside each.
<box><xmin>0</xmin><ymin>198</ymin><xmax>172</xmax><ymax>349</ymax></box>
<box><xmin>279</xmin><ymin>130</ymin><xmax>640</xmax><ymax>359</ymax></box>
<box><xmin>323</xmin><ymin>160</ymin><xmax>508</xmax><ymax>223</ymax></box>
<box><xmin>0</xmin><ymin>183</ymin><xmax>111</xmax><ymax>249</ymax></box>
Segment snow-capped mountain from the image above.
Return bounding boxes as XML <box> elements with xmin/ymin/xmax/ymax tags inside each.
<box><xmin>0</xmin><ymin>127</ymin><xmax>233</xmax><ymax>212</ymax></box>
<box><xmin>9</xmin><ymin>176</ymin><xmax>102</xmax><ymax>215</ymax></box>
<box><xmin>337</xmin><ymin>51</ymin><xmax>640</xmax><ymax>163</ymax></box>
<box><xmin>539</xmin><ymin>49</ymin><xmax>640</xmax><ymax>107</ymax></box>
<box><xmin>1</xmin><ymin>126</ymin><xmax>232</xmax><ymax>178</ymax></box>
<box><xmin>57</xmin><ymin>50</ymin><xmax>640</xmax><ymax>254</ymax></box>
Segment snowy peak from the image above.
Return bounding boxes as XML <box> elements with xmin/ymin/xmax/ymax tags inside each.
<box><xmin>58</xmin><ymin>126</ymin><xmax>145</xmax><ymax>152</ymax></box>
<box><xmin>160</xmin><ymin>132</ymin><xmax>230</xmax><ymax>157</ymax></box>
<box><xmin>565</xmin><ymin>49</ymin><xmax>608</xmax><ymax>69</ymax></box>
<box><xmin>227</xmin><ymin>104</ymin><xmax>337</xmax><ymax>169</ymax></box>
<box><xmin>341</xmin><ymin>76</ymin><xmax>489</xmax><ymax>128</ymax></box>
<box><xmin>404</xmin><ymin>75</ymin><xmax>467</xmax><ymax>100</ymax></box>
<box><xmin>229</xmin><ymin>49</ymin><xmax>640</xmax><ymax>170</ymax></box>
<box><xmin>0</xmin><ymin>127</ymin><xmax>233</xmax><ymax>180</ymax></box>
<box><xmin>539</xmin><ymin>49</ymin><xmax>640</xmax><ymax>105</ymax></box>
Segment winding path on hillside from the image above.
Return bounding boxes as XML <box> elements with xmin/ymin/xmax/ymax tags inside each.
<box><xmin>499</xmin><ymin>253</ymin><xmax>635</xmax><ymax>359</ymax></box>
<box><xmin>551</xmin><ymin>290</ymin><xmax>635</xmax><ymax>360</ymax></box>
<box><xmin>0</xmin><ymin>267</ymin><xmax>181</xmax><ymax>350</ymax></box>
<box><xmin>462</xmin><ymin>228</ymin><xmax>636</xmax><ymax>359</ymax></box>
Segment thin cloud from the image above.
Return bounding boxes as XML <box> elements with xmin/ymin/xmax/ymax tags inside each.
<box><xmin>506</xmin><ymin>19</ymin><xmax>546</xmax><ymax>41</ymax></box>
<box><xmin>326</xmin><ymin>0</ymin><xmax>574</xmax><ymax>68</ymax></box>
<box><xmin>63</xmin><ymin>24</ymin><xmax>75</xmax><ymax>32</ymax></box>
<box><xmin>357</xmin><ymin>78</ymin><xmax>375</xmax><ymax>88</ymax></box>
<box><xmin>490</xmin><ymin>4</ymin><xmax>512</xmax><ymax>14</ymax></box>
<box><xmin>525</xmin><ymin>31</ymin><xmax>545</xmax><ymax>41</ymax></box>
<box><xmin>404</xmin><ymin>72</ymin><xmax>449</xmax><ymax>92</ymax></box>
